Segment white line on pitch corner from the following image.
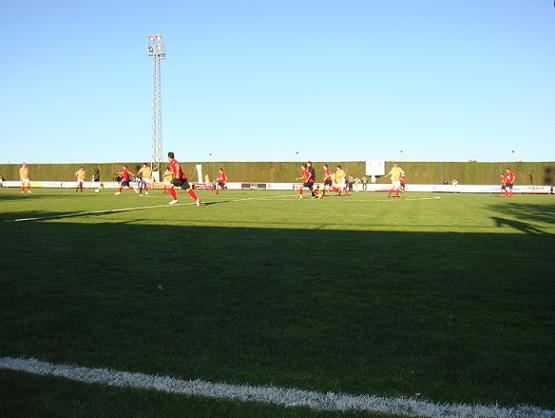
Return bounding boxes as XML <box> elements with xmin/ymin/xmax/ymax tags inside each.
<box><xmin>0</xmin><ymin>356</ymin><xmax>552</xmax><ymax>418</ymax></box>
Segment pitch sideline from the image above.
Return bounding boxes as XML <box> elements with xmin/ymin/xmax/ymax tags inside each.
<box><xmin>4</xmin><ymin>194</ymin><xmax>441</xmax><ymax>223</ymax></box>
<box><xmin>4</xmin><ymin>193</ymin><xmax>294</xmax><ymax>223</ymax></box>
<box><xmin>0</xmin><ymin>356</ymin><xmax>552</xmax><ymax>418</ymax></box>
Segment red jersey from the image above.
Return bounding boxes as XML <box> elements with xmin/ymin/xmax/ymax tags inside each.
<box><xmin>169</xmin><ymin>158</ymin><xmax>186</xmax><ymax>180</ymax></box>
<box><xmin>400</xmin><ymin>173</ymin><xmax>406</xmax><ymax>184</ymax></box>
<box><xmin>217</xmin><ymin>172</ymin><xmax>227</xmax><ymax>183</ymax></box>
<box><xmin>303</xmin><ymin>168</ymin><xmax>312</xmax><ymax>182</ymax></box>
<box><xmin>504</xmin><ymin>171</ymin><xmax>515</xmax><ymax>185</ymax></box>
<box><xmin>324</xmin><ymin>168</ymin><xmax>331</xmax><ymax>180</ymax></box>
<box><xmin>121</xmin><ymin>167</ymin><xmax>130</xmax><ymax>181</ymax></box>
<box><xmin>501</xmin><ymin>177</ymin><xmax>507</xmax><ymax>186</ymax></box>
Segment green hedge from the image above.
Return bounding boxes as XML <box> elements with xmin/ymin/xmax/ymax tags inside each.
<box><xmin>0</xmin><ymin>161</ymin><xmax>553</xmax><ymax>185</ymax></box>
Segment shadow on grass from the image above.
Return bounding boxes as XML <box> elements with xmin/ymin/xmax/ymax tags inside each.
<box><xmin>490</xmin><ymin>202</ymin><xmax>555</xmax><ymax>226</ymax></box>
<box><xmin>0</xmin><ymin>218</ymin><xmax>554</xmax><ymax>408</ymax></box>
<box><xmin>491</xmin><ymin>217</ymin><xmax>548</xmax><ymax>235</ymax></box>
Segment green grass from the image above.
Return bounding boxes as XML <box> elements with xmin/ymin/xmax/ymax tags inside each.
<box><xmin>0</xmin><ymin>188</ymin><xmax>554</xmax><ymax>417</ymax></box>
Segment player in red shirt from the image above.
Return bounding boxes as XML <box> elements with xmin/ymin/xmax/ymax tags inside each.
<box><xmin>503</xmin><ymin>168</ymin><xmax>515</xmax><ymax>197</ymax></box>
<box><xmin>215</xmin><ymin>168</ymin><xmax>227</xmax><ymax>195</ymax></box>
<box><xmin>499</xmin><ymin>174</ymin><xmax>507</xmax><ymax>196</ymax></box>
<box><xmin>400</xmin><ymin>172</ymin><xmax>406</xmax><ymax>192</ymax></box>
<box><xmin>319</xmin><ymin>163</ymin><xmax>333</xmax><ymax>197</ymax></box>
<box><xmin>114</xmin><ymin>165</ymin><xmax>138</xmax><ymax>195</ymax></box>
<box><xmin>295</xmin><ymin>163</ymin><xmax>318</xmax><ymax>199</ymax></box>
<box><xmin>167</xmin><ymin>151</ymin><xmax>201</xmax><ymax>206</ymax></box>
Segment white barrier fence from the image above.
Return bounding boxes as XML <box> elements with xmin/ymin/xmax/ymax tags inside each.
<box><xmin>0</xmin><ymin>180</ymin><xmax>552</xmax><ymax>194</ymax></box>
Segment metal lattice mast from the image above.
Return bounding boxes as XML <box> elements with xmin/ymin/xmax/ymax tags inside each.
<box><xmin>147</xmin><ymin>34</ymin><xmax>166</xmax><ymax>175</ymax></box>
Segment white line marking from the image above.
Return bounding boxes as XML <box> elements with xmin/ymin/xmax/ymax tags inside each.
<box><xmin>6</xmin><ymin>203</ymin><xmax>194</xmax><ymax>223</ymax></box>
<box><xmin>0</xmin><ymin>356</ymin><xmax>552</xmax><ymax>418</ymax></box>
<box><xmin>315</xmin><ymin>196</ymin><xmax>442</xmax><ymax>202</ymax></box>
<box><xmin>3</xmin><ymin>194</ymin><xmax>295</xmax><ymax>223</ymax></box>
<box><xmin>3</xmin><ymin>194</ymin><xmax>440</xmax><ymax>223</ymax></box>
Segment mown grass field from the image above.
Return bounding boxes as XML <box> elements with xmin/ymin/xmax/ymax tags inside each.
<box><xmin>0</xmin><ymin>188</ymin><xmax>554</xmax><ymax>417</ymax></box>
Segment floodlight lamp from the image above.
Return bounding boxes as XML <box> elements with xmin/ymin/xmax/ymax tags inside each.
<box><xmin>147</xmin><ymin>33</ymin><xmax>165</xmax><ymax>56</ymax></box>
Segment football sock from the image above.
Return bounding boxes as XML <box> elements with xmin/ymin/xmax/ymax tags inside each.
<box><xmin>118</xmin><ymin>187</ymin><xmax>123</xmax><ymax>192</ymax></box>
<box><xmin>169</xmin><ymin>188</ymin><xmax>177</xmax><ymax>200</ymax></box>
<box><xmin>188</xmin><ymin>189</ymin><xmax>198</xmax><ymax>201</ymax></box>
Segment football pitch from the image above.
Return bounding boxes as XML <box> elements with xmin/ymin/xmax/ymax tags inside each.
<box><xmin>0</xmin><ymin>188</ymin><xmax>554</xmax><ymax>418</ymax></box>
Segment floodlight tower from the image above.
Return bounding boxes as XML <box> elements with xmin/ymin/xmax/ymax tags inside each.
<box><xmin>147</xmin><ymin>34</ymin><xmax>166</xmax><ymax>176</ymax></box>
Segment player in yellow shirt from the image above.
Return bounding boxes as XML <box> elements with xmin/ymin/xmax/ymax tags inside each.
<box><xmin>137</xmin><ymin>163</ymin><xmax>152</xmax><ymax>195</ymax></box>
<box><xmin>386</xmin><ymin>163</ymin><xmax>405</xmax><ymax>198</ymax></box>
<box><xmin>162</xmin><ymin>166</ymin><xmax>173</xmax><ymax>194</ymax></box>
<box><xmin>332</xmin><ymin>165</ymin><xmax>349</xmax><ymax>196</ymax></box>
<box><xmin>75</xmin><ymin>167</ymin><xmax>86</xmax><ymax>192</ymax></box>
<box><xmin>19</xmin><ymin>163</ymin><xmax>31</xmax><ymax>194</ymax></box>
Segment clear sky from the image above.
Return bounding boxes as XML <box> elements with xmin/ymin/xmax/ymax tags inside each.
<box><xmin>1</xmin><ymin>0</ymin><xmax>553</xmax><ymax>163</ymax></box>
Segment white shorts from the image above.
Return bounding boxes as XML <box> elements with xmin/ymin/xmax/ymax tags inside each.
<box><xmin>392</xmin><ymin>180</ymin><xmax>401</xmax><ymax>189</ymax></box>
<box><xmin>163</xmin><ymin>180</ymin><xmax>173</xmax><ymax>186</ymax></box>
<box><xmin>21</xmin><ymin>178</ymin><xmax>30</xmax><ymax>185</ymax></box>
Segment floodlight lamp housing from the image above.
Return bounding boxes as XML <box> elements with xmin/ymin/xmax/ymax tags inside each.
<box><xmin>147</xmin><ymin>34</ymin><xmax>166</xmax><ymax>59</ymax></box>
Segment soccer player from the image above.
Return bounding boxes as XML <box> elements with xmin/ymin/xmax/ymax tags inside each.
<box><xmin>320</xmin><ymin>163</ymin><xmax>333</xmax><ymax>197</ymax></box>
<box><xmin>503</xmin><ymin>168</ymin><xmax>515</xmax><ymax>197</ymax></box>
<box><xmin>167</xmin><ymin>151</ymin><xmax>201</xmax><ymax>206</ymax></box>
<box><xmin>137</xmin><ymin>163</ymin><xmax>152</xmax><ymax>195</ymax></box>
<box><xmin>114</xmin><ymin>165</ymin><xmax>138</xmax><ymax>195</ymax></box>
<box><xmin>306</xmin><ymin>161</ymin><xmax>319</xmax><ymax>198</ymax></box>
<box><xmin>500</xmin><ymin>174</ymin><xmax>507</xmax><ymax>196</ymax></box>
<box><xmin>19</xmin><ymin>163</ymin><xmax>31</xmax><ymax>194</ymax></box>
<box><xmin>215</xmin><ymin>168</ymin><xmax>227</xmax><ymax>195</ymax></box>
<box><xmin>75</xmin><ymin>167</ymin><xmax>86</xmax><ymax>192</ymax></box>
<box><xmin>399</xmin><ymin>172</ymin><xmax>406</xmax><ymax>192</ymax></box>
<box><xmin>333</xmin><ymin>165</ymin><xmax>348</xmax><ymax>196</ymax></box>
<box><xmin>91</xmin><ymin>168</ymin><xmax>101</xmax><ymax>192</ymax></box>
<box><xmin>386</xmin><ymin>163</ymin><xmax>404</xmax><ymax>198</ymax></box>
<box><xmin>295</xmin><ymin>163</ymin><xmax>318</xmax><ymax>199</ymax></box>
<box><xmin>162</xmin><ymin>167</ymin><xmax>173</xmax><ymax>194</ymax></box>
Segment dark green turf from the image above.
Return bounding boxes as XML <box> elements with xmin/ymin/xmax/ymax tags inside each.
<box><xmin>0</xmin><ymin>189</ymin><xmax>554</xmax><ymax>416</ymax></box>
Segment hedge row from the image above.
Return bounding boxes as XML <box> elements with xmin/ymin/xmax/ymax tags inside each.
<box><xmin>0</xmin><ymin>161</ymin><xmax>553</xmax><ymax>185</ymax></box>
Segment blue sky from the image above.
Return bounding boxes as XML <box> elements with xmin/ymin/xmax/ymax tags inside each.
<box><xmin>0</xmin><ymin>0</ymin><xmax>553</xmax><ymax>163</ymax></box>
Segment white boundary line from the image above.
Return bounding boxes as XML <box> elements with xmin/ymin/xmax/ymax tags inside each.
<box><xmin>3</xmin><ymin>194</ymin><xmax>440</xmax><ymax>223</ymax></box>
<box><xmin>0</xmin><ymin>356</ymin><xmax>552</xmax><ymax>418</ymax></box>
<box><xmin>3</xmin><ymin>194</ymin><xmax>294</xmax><ymax>223</ymax></box>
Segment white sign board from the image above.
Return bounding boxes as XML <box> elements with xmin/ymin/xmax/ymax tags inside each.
<box><xmin>366</xmin><ymin>160</ymin><xmax>385</xmax><ymax>176</ymax></box>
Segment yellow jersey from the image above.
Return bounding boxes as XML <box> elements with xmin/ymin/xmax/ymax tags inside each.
<box><xmin>142</xmin><ymin>167</ymin><xmax>152</xmax><ymax>179</ymax></box>
<box><xmin>20</xmin><ymin>167</ymin><xmax>29</xmax><ymax>179</ymax></box>
<box><xmin>77</xmin><ymin>169</ymin><xmax>86</xmax><ymax>181</ymax></box>
<box><xmin>162</xmin><ymin>171</ymin><xmax>173</xmax><ymax>182</ymax></box>
<box><xmin>391</xmin><ymin>166</ymin><xmax>402</xmax><ymax>181</ymax></box>
<box><xmin>335</xmin><ymin>169</ymin><xmax>346</xmax><ymax>182</ymax></box>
